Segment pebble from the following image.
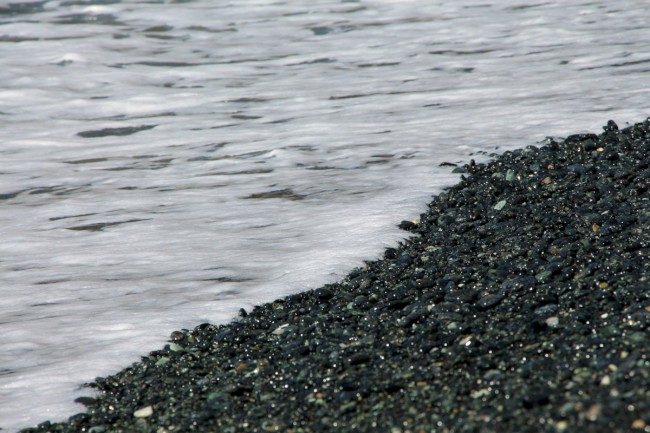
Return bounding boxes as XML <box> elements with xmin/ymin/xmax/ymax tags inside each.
<box><xmin>133</xmin><ymin>406</ymin><xmax>153</xmax><ymax>418</ymax></box>
<box><xmin>476</xmin><ymin>294</ymin><xmax>504</xmax><ymax>310</ymax></box>
<box><xmin>545</xmin><ymin>316</ymin><xmax>559</xmax><ymax>327</ymax></box>
<box><xmin>314</xmin><ymin>288</ymin><xmax>334</xmax><ymax>301</ymax></box>
<box><xmin>534</xmin><ymin>304</ymin><xmax>558</xmax><ymax>317</ymax></box>
<box><xmin>271</xmin><ymin>324</ymin><xmax>289</xmax><ymax>335</ymax></box>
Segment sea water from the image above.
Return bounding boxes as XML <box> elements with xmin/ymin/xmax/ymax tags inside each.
<box><xmin>0</xmin><ymin>0</ymin><xmax>648</xmax><ymax>430</ymax></box>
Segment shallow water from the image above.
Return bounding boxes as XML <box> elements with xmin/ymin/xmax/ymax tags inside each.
<box><xmin>0</xmin><ymin>0</ymin><xmax>648</xmax><ymax>430</ymax></box>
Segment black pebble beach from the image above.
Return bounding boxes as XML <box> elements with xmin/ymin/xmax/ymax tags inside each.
<box><xmin>24</xmin><ymin>120</ymin><xmax>650</xmax><ymax>433</ymax></box>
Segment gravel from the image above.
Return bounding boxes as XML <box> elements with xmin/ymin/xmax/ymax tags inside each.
<box><xmin>22</xmin><ymin>119</ymin><xmax>650</xmax><ymax>433</ymax></box>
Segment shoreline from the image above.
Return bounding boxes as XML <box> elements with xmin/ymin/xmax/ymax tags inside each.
<box><xmin>23</xmin><ymin>119</ymin><xmax>650</xmax><ymax>432</ymax></box>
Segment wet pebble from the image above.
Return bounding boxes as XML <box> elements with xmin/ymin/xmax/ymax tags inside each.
<box><xmin>476</xmin><ymin>294</ymin><xmax>504</xmax><ymax>310</ymax></box>
<box><xmin>533</xmin><ymin>304</ymin><xmax>558</xmax><ymax>317</ymax></box>
<box><xmin>314</xmin><ymin>288</ymin><xmax>334</xmax><ymax>301</ymax></box>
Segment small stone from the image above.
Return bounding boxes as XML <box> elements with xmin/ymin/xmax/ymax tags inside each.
<box><xmin>414</xmin><ymin>278</ymin><xmax>436</xmax><ymax>289</ymax></box>
<box><xmin>632</xmin><ymin>419</ymin><xmax>647</xmax><ymax>429</ymax></box>
<box><xmin>396</xmin><ymin>254</ymin><xmax>414</xmax><ymax>267</ymax></box>
<box><xmin>522</xmin><ymin>391</ymin><xmax>550</xmax><ymax>408</ymax></box>
<box><xmin>493</xmin><ymin>200</ymin><xmax>507</xmax><ymax>210</ymax></box>
<box><xmin>542</xmin><ymin>176</ymin><xmax>552</xmax><ymax>185</ymax></box>
<box><xmin>626</xmin><ymin>332</ymin><xmax>646</xmax><ymax>344</ymax></box>
<box><xmin>349</xmin><ymin>352</ymin><xmax>371</xmax><ymax>365</ymax></box>
<box><xmin>398</xmin><ymin>220</ymin><xmax>418</xmax><ymax>231</ymax></box>
<box><xmin>272</xmin><ymin>324</ymin><xmax>289</xmax><ymax>335</ymax></box>
<box><xmin>353</xmin><ymin>295</ymin><xmax>369</xmax><ymax>307</ymax></box>
<box><xmin>545</xmin><ymin>316</ymin><xmax>559</xmax><ymax>327</ymax></box>
<box><xmin>437</xmin><ymin>212</ymin><xmax>456</xmax><ymax>226</ymax></box>
<box><xmin>445</xmin><ymin>288</ymin><xmax>478</xmax><ymax>303</ymax></box>
<box><xmin>170</xmin><ymin>331</ymin><xmax>184</xmax><ymax>341</ymax></box>
<box><xmin>482</xmin><ymin>369</ymin><xmax>502</xmax><ymax>381</ymax></box>
<box><xmin>471</xmin><ymin>388</ymin><xmax>491</xmax><ymax>399</ymax></box>
<box><xmin>226</xmin><ymin>384</ymin><xmax>253</xmax><ymax>396</ymax></box>
<box><xmin>384</xmin><ymin>248</ymin><xmax>398</xmax><ymax>259</ymax></box>
<box><xmin>534</xmin><ymin>304</ymin><xmax>558</xmax><ymax>317</ymax></box>
<box><xmin>314</xmin><ymin>288</ymin><xmax>334</xmax><ymax>300</ymax></box>
<box><xmin>340</xmin><ymin>401</ymin><xmax>357</xmax><ymax>413</ymax></box>
<box><xmin>134</xmin><ymin>405</ymin><xmax>153</xmax><ymax>418</ymax></box>
<box><xmin>207</xmin><ymin>392</ymin><xmax>227</xmax><ymax>401</ymax></box>
<box><xmin>547</xmin><ymin>245</ymin><xmax>561</xmax><ymax>255</ymax></box>
<box><xmin>399</xmin><ymin>309</ymin><xmax>424</xmax><ymax>327</ymax></box>
<box><xmin>535</xmin><ymin>270</ymin><xmax>552</xmax><ymax>281</ymax></box>
<box><xmin>74</xmin><ymin>396</ymin><xmax>97</xmax><ymax>407</ymax></box>
<box><xmin>555</xmin><ymin>420</ymin><xmax>568</xmax><ymax>431</ymax></box>
<box><xmin>476</xmin><ymin>294</ymin><xmax>503</xmax><ymax>310</ymax></box>
<box><xmin>604</xmin><ymin>119</ymin><xmax>619</xmax><ymax>131</ymax></box>
<box><xmin>583</xmin><ymin>403</ymin><xmax>602</xmax><ymax>421</ymax></box>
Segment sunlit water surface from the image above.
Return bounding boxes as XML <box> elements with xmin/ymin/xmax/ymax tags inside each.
<box><xmin>0</xmin><ymin>0</ymin><xmax>648</xmax><ymax>430</ymax></box>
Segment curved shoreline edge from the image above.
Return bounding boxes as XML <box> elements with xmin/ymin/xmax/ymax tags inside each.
<box><xmin>23</xmin><ymin>119</ymin><xmax>650</xmax><ymax>433</ymax></box>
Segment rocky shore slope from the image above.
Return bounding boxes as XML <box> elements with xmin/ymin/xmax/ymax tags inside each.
<box><xmin>23</xmin><ymin>120</ymin><xmax>650</xmax><ymax>433</ymax></box>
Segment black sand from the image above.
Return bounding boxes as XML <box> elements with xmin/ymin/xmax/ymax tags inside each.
<box><xmin>23</xmin><ymin>119</ymin><xmax>650</xmax><ymax>433</ymax></box>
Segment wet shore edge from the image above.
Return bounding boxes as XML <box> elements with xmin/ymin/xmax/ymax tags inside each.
<box><xmin>23</xmin><ymin>119</ymin><xmax>650</xmax><ymax>433</ymax></box>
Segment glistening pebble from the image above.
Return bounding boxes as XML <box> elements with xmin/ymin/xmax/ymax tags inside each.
<box><xmin>23</xmin><ymin>119</ymin><xmax>650</xmax><ymax>433</ymax></box>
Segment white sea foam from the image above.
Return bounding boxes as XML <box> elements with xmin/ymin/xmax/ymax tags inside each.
<box><xmin>0</xmin><ymin>0</ymin><xmax>648</xmax><ymax>430</ymax></box>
